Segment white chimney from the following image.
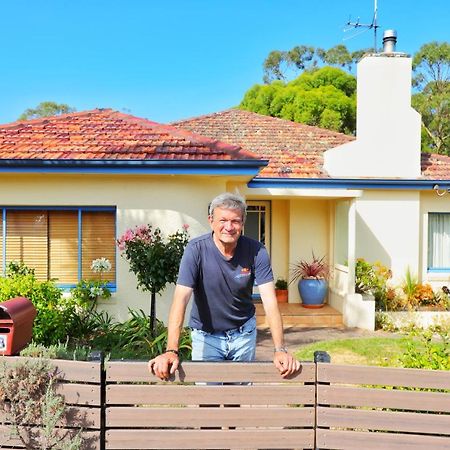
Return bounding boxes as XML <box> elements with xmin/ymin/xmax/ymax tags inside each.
<box><xmin>324</xmin><ymin>30</ymin><xmax>422</xmax><ymax>178</ymax></box>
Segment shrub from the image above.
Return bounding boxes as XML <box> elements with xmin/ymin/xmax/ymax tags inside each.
<box><xmin>355</xmin><ymin>259</ymin><xmax>391</xmax><ymax>309</ymax></box>
<box><xmin>110</xmin><ymin>309</ymin><xmax>192</xmax><ymax>360</ymax></box>
<box><xmin>435</xmin><ymin>287</ymin><xmax>450</xmax><ymax>310</ymax></box>
<box><xmin>0</xmin><ymin>358</ymin><xmax>82</xmax><ymax>449</ymax></box>
<box><xmin>69</xmin><ymin>257</ymin><xmax>112</xmax><ymax>313</ymax></box>
<box><xmin>20</xmin><ymin>309</ymin><xmax>192</xmax><ymax>361</ymax></box>
<box><xmin>20</xmin><ymin>342</ymin><xmax>91</xmax><ymax>361</ymax></box>
<box><xmin>70</xmin><ymin>280</ymin><xmax>111</xmax><ymax>310</ymax></box>
<box><xmin>400</xmin><ymin>328</ymin><xmax>450</xmax><ymax>370</ymax></box>
<box><xmin>0</xmin><ymin>265</ymin><xmax>71</xmax><ymax>346</ymax></box>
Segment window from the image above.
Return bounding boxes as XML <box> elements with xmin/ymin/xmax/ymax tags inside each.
<box><xmin>428</xmin><ymin>213</ymin><xmax>450</xmax><ymax>271</ymax></box>
<box><xmin>0</xmin><ymin>207</ymin><xmax>116</xmax><ymax>286</ymax></box>
<box><xmin>244</xmin><ymin>201</ymin><xmax>271</xmax><ymax>251</ymax></box>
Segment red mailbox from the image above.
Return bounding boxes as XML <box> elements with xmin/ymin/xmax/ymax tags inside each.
<box><xmin>0</xmin><ymin>297</ymin><xmax>37</xmax><ymax>356</ymax></box>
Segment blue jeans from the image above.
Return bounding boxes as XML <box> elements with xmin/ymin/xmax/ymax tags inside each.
<box><xmin>191</xmin><ymin>316</ymin><xmax>257</xmax><ymax>362</ymax></box>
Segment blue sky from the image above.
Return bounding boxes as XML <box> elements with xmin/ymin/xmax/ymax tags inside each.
<box><xmin>1</xmin><ymin>0</ymin><xmax>448</xmax><ymax>125</ymax></box>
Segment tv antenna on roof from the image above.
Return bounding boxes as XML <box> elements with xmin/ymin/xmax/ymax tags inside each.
<box><xmin>344</xmin><ymin>0</ymin><xmax>379</xmax><ymax>51</ymax></box>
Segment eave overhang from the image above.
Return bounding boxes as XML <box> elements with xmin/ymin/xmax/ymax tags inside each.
<box><xmin>0</xmin><ymin>159</ymin><xmax>268</xmax><ymax>176</ymax></box>
<box><xmin>248</xmin><ymin>178</ymin><xmax>450</xmax><ymax>191</ymax></box>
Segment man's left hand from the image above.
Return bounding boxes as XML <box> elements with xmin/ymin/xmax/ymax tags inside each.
<box><xmin>273</xmin><ymin>351</ymin><xmax>301</xmax><ymax>378</ymax></box>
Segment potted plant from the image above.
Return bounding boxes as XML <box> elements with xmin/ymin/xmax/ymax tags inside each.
<box><xmin>290</xmin><ymin>253</ymin><xmax>329</xmax><ymax>308</ymax></box>
<box><xmin>274</xmin><ymin>277</ymin><xmax>288</xmax><ymax>303</ymax></box>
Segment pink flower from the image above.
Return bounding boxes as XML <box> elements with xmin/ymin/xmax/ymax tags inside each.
<box><xmin>135</xmin><ymin>224</ymin><xmax>148</xmax><ymax>236</ymax></box>
<box><xmin>182</xmin><ymin>223</ymin><xmax>190</xmax><ymax>231</ymax></box>
<box><xmin>122</xmin><ymin>229</ymin><xmax>134</xmax><ymax>242</ymax></box>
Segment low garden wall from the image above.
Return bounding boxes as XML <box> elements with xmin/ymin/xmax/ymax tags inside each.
<box><xmin>377</xmin><ymin>310</ymin><xmax>450</xmax><ymax>330</ymax></box>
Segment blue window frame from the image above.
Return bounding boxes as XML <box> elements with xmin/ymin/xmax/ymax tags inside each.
<box><xmin>0</xmin><ymin>206</ymin><xmax>116</xmax><ymax>288</ymax></box>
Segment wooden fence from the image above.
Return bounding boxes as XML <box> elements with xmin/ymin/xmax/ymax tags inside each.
<box><xmin>105</xmin><ymin>361</ymin><xmax>316</xmax><ymax>449</ymax></box>
<box><xmin>316</xmin><ymin>363</ymin><xmax>450</xmax><ymax>450</ymax></box>
<box><xmin>1</xmin><ymin>357</ymin><xmax>450</xmax><ymax>450</ymax></box>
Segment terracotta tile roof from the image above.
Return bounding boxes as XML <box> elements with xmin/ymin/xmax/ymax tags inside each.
<box><xmin>0</xmin><ymin>109</ymin><xmax>258</xmax><ymax>161</ymax></box>
<box><xmin>173</xmin><ymin>109</ymin><xmax>450</xmax><ymax>181</ymax></box>
<box><xmin>421</xmin><ymin>153</ymin><xmax>450</xmax><ymax>180</ymax></box>
<box><xmin>172</xmin><ymin>109</ymin><xmax>354</xmax><ymax>178</ymax></box>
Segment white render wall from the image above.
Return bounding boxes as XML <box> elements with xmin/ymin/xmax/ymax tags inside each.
<box><xmin>324</xmin><ymin>55</ymin><xmax>421</xmax><ymax>178</ymax></box>
<box><xmin>355</xmin><ymin>190</ymin><xmax>421</xmax><ymax>284</ymax></box>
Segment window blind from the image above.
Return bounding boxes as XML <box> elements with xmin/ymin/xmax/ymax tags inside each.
<box><xmin>82</xmin><ymin>211</ymin><xmax>116</xmax><ymax>282</ymax></box>
<box><xmin>49</xmin><ymin>211</ymin><xmax>79</xmax><ymax>283</ymax></box>
<box><xmin>6</xmin><ymin>211</ymin><xmax>48</xmax><ymax>280</ymax></box>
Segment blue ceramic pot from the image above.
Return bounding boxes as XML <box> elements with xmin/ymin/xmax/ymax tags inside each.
<box><xmin>298</xmin><ymin>279</ymin><xmax>327</xmax><ymax>308</ymax></box>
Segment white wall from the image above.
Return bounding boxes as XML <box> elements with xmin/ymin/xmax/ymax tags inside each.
<box><xmin>355</xmin><ymin>190</ymin><xmax>421</xmax><ymax>283</ymax></box>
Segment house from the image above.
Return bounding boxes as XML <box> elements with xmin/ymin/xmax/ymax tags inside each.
<box><xmin>173</xmin><ymin>37</ymin><xmax>450</xmax><ymax>330</ymax></box>
<box><xmin>1</xmin><ymin>34</ymin><xmax>449</xmax><ymax>330</ymax></box>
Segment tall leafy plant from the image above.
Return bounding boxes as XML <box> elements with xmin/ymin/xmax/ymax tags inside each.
<box><xmin>290</xmin><ymin>253</ymin><xmax>330</xmax><ymax>282</ymax></box>
<box><xmin>117</xmin><ymin>224</ymin><xmax>189</xmax><ymax>336</ymax></box>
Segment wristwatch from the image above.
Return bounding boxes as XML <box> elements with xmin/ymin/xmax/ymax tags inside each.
<box><xmin>274</xmin><ymin>346</ymin><xmax>288</xmax><ymax>353</ymax></box>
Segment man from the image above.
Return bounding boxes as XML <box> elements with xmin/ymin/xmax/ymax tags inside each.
<box><xmin>149</xmin><ymin>192</ymin><xmax>301</xmax><ymax>380</ymax></box>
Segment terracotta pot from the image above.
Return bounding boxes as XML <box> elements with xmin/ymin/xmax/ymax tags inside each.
<box><xmin>275</xmin><ymin>289</ymin><xmax>288</xmax><ymax>303</ymax></box>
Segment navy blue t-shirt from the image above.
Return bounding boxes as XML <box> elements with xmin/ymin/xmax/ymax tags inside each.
<box><xmin>177</xmin><ymin>233</ymin><xmax>273</xmax><ymax>332</ymax></box>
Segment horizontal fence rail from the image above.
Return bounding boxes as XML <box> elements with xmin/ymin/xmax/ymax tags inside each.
<box><xmin>1</xmin><ymin>357</ymin><xmax>449</xmax><ymax>450</ymax></box>
<box><xmin>316</xmin><ymin>363</ymin><xmax>450</xmax><ymax>450</ymax></box>
<box><xmin>105</xmin><ymin>361</ymin><xmax>316</xmax><ymax>450</ymax></box>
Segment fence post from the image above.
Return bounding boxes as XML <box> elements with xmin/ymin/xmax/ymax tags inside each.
<box><xmin>314</xmin><ymin>350</ymin><xmax>331</xmax><ymax>363</ymax></box>
<box><xmin>314</xmin><ymin>351</ymin><xmax>330</xmax><ymax>450</ymax></box>
<box><xmin>89</xmin><ymin>350</ymin><xmax>105</xmax><ymax>450</ymax></box>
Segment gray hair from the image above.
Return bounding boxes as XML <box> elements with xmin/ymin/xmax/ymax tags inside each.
<box><xmin>209</xmin><ymin>192</ymin><xmax>247</xmax><ymax>222</ymax></box>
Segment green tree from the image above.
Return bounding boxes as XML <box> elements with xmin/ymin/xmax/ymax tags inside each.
<box><xmin>316</xmin><ymin>44</ymin><xmax>354</xmax><ymax>71</ymax></box>
<box><xmin>263</xmin><ymin>44</ymin><xmax>370</xmax><ymax>83</ymax></box>
<box><xmin>19</xmin><ymin>101</ymin><xmax>76</xmax><ymax>120</ymax></box>
<box><xmin>117</xmin><ymin>224</ymin><xmax>189</xmax><ymax>336</ymax></box>
<box><xmin>412</xmin><ymin>42</ymin><xmax>450</xmax><ymax>154</ymax></box>
<box><xmin>240</xmin><ymin>67</ymin><xmax>356</xmax><ymax>134</ymax></box>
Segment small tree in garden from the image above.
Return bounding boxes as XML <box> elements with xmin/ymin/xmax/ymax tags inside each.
<box><xmin>117</xmin><ymin>224</ymin><xmax>189</xmax><ymax>336</ymax></box>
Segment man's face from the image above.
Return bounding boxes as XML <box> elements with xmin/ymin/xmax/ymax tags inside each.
<box><xmin>209</xmin><ymin>207</ymin><xmax>244</xmax><ymax>246</ymax></box>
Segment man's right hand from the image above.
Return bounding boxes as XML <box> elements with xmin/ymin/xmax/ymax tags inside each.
<box><xmin>148</xmin><ymin>352</ymin><xmax>179</xmax><ymax>381</ymax></box>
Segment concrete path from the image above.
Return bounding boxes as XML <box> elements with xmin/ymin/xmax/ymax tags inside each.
<box><xmin>255</xmin><ymin>326</ymin><xmax>393</xmax><ymax>361</ymax></box>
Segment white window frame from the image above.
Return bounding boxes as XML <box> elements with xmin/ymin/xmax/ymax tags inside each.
<box><xmin>245</xmin><ymin>200</ymin><xmax>271</xmax><ymax>253</ymax></box>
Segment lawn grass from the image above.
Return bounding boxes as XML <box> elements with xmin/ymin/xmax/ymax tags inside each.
<box><xmin>294</xmin><ymin>336</ymin><xmax>417</xmax><ymax>367</ymax></box>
